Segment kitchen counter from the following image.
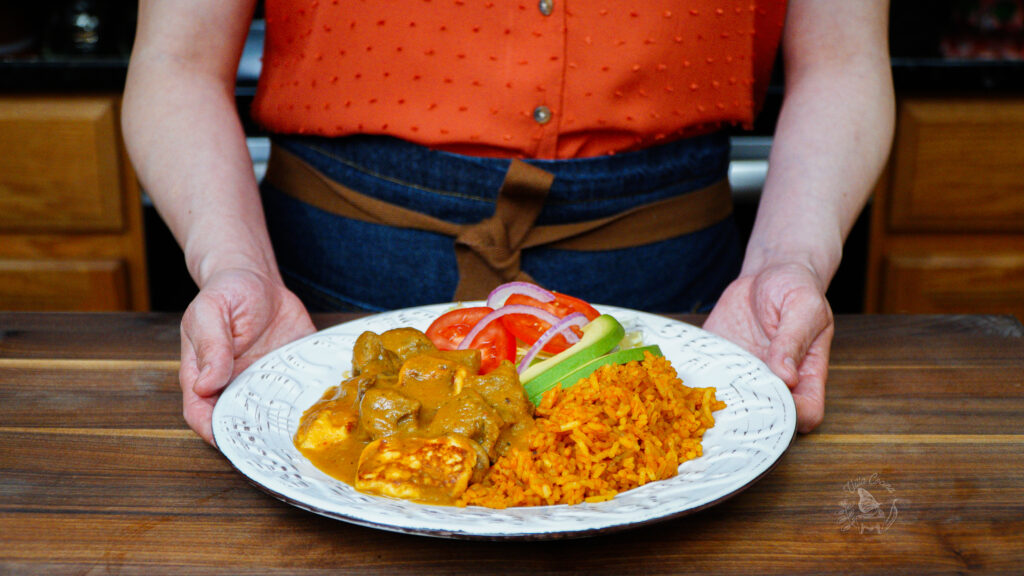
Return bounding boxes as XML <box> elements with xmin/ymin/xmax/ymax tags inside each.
<box><xmin>1</xmin><ymin>312</ymin><xmax>1022</xmax><ymax>574</ymax></box>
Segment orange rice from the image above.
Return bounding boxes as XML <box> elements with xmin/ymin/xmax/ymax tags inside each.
<box><xmin>457</xmin><ymin>352</ymin><xmax>725</xmax><ymax>508</ymax></box>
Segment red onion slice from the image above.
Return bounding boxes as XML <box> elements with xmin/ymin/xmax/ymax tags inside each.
<box><xmin>456</xmin><ymin>304</ymin><xmax>563</xmax><ymax>350</ymax></box>
<box><xmin>517</xmin><ymin>312</ymin><xmax>589</xmax><ymax>374</ymax></box>
<box><xmin>485</xmin><ymin>281</ymin><xmax>555</xmax><ymax>309</ymax></box>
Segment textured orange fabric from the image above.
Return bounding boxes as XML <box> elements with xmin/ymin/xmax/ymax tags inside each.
<box><xmin>252</xmin><ymin>1</ymin><xmax>787</xmax><ymax>159</ymax></box>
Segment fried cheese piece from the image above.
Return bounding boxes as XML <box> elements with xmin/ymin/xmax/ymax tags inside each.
<box><xmin>355</xmin><ymin>434</ymin><xmax>478</xmax><ymax>502</ymax></box>
<box><xmin>294</xmin><ymin>400</ymin><xmax>359</xmax><ymax>452</ymax></box>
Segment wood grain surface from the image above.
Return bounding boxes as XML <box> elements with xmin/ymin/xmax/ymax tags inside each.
<box><xmin>1</xmin><ymin>312</ymin><xmax>1022</xmax><ymax>575</ymax></box>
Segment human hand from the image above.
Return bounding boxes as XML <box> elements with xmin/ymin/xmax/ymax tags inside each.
<box><xmin>178</xmin><ymin>268</ymin><xmax>316</xmax><ymax>445</ymax></box>
<box><xmin>702</xmin><ymin>262</ymin><xmax>834</xmax><ymax>433</ymax></box>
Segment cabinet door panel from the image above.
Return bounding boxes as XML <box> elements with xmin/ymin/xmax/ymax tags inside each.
<box><xmin>0</xmin><ymin>259</ymin><xmax>128</xmax><ymax>311</ymax></box>
<box><xmin>888</xmin><ymin>99</ymin><xmax>1024</xmax><ymax>233</ymax></box>
<box><xmin>0</xmin><ymin>96</ymin><xmax>125</xmax><ymax>232</ymax></box>
<box><xmin>882</xmin><ymin>252</ymin><xmax>1024</xmax><ymax>320</ymax></box>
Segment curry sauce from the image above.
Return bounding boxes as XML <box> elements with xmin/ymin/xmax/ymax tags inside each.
<box><xmin>294</xmin><ymin>327</ymin><xmax>535</xmax><ymax>505</ymax></box>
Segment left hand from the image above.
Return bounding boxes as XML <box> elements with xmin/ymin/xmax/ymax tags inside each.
<box><xmin>702</xmin><ymin>262</ymin><xmax>834</xmax><ymax>433</ymax></box>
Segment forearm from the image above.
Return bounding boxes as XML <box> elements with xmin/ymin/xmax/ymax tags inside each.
<box><xmin>121</xmin><ymin>0</ymin><xmax>273</xmax><ymax>288</ymax></box>
<box><xmin>742</xmin><ymin>0</ymin><xmax>895</xmax><ymax>285</ymax></box>
<box><xmin>124</xmin><ymin>70</ymin><xmax>276</xmax><ymax>286</ymax></box>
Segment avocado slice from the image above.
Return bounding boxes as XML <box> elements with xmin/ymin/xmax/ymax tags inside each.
<box><xmin>521</xmin><ymin>315</ymin><xmax>625</xmax><ymax>404</ymax></box>
<box><xmin>558</xmin><ymin>344</ymin><xmax>663</xmax><ymax>391</ymax></box>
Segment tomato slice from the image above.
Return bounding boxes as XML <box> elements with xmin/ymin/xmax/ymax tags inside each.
<box><xmin>500</xmin><ymin>292</ymin><xmax>601</xmax><ymax>353</ymax></box>
<box><xmin>425</xmin><ymin>307</ymin><xmax>516</xmax><ymax>374</ymax></box>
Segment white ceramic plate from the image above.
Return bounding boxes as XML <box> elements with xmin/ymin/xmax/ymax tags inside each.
<box><xmin>212</xmin><ymin>303</ymin><xmax>796</xmax><ymax>540</ymax></box>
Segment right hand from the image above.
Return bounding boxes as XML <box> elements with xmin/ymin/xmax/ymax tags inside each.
<box><xmin>178</xmin><ymin>268</ymin><xmax>316</xmax><ymax>445</ymax></box>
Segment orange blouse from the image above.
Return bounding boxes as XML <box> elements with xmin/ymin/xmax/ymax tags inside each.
<box><xmin>252</xmin><ymin>1</ymin><xmax>787</xmax><ymax>159</ymax></box>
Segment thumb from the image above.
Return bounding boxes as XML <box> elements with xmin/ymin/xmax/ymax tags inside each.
<box><xmin>766</xmin><ymin>296</ymin><xmax>831</xmax><ymax>390</ymax></box>
<box><xmin>183</xmin><ymin>296</ymin><xmax>235</xmax><ymax>398</ymax></box>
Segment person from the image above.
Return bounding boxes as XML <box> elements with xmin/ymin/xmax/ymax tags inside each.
<box><xmin>122</xmin><ymin>0</ymin><xmax>895</xmax><ymax>445</ymax></box>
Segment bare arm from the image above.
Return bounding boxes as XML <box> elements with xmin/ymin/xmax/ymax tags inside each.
<box><xmin>123</xmin><ymin>0</ymin><xmax>315</xmax><ymax>444</ymax></box>
<box><xmin>746</xmin><ymin>0</ymin><xmax>895</xmax><ymax>284</ymax></box>
<box><xmin>704</xmin><ymin>0</ymin><xmax>895</xmax><ymax>432</ymax></box>
<box><xmin>122</xmin><ymin>0</ymin><xmax>275</xmax><ymax>285</ymax></box>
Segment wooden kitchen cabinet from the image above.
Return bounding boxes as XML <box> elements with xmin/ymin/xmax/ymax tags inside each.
<box><xmin>866</xmin><ymin>97</ymin><xmax>1024</xmax><ymax>320</ymax></box>
<box><xmin>0</xmin><ymin>94</ymin><xmax>148</xmax><ymax>311</ymax></box>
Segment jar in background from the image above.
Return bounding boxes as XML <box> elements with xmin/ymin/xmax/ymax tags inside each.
<box><xmin>47</xmin><ymin>0</ymin><xmax>114</xmax><ymax>56</ymax></box>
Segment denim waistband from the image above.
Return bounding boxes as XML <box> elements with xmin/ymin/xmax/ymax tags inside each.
<box><xmin>272</xmin><ymin>133</ymin><xmax>731</xmax><ymax>225</ymax></box>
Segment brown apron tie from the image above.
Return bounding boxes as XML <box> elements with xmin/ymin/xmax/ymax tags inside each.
<box><xmin>453</xmin><ymin>160</ymin><xmax>552</xmax><ymax>300</ymax></box>
<box><xmin>265</xmin><ymin>145</ymin><xmax>733</xmax><ymax>300</ymax></box>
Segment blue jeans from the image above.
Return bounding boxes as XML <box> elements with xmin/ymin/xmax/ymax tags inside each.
<box><xmin>260</xmin><ymin>134</ymin><xmax>742</xmax><ymax>313</ymax></box>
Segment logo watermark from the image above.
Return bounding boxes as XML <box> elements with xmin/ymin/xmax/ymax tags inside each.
<box><xmin>836</xmin><ymin>473</ymin><xmax>903</xmax><ymax>534</ymax></box>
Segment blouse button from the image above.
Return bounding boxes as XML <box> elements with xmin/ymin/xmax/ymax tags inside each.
<box><xmin>533</xmin><ymin>105</ymin><xmax>552</xmax><ymax>124</ymax></box>
<box><xmin>538</xmin><ymin>0</ymin><xmax>553</xmax><ymax>16</ymax></box>
<box><xmin>536</xmin><ymin>105</ymin><xmax>552</xmax><ymax>124</ymax></box>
